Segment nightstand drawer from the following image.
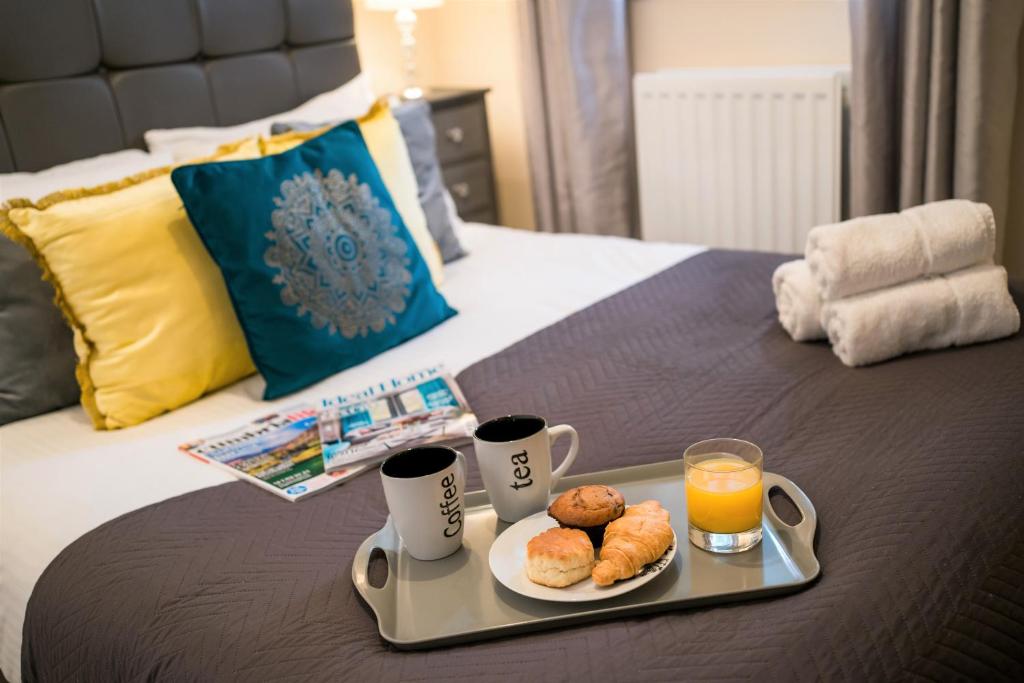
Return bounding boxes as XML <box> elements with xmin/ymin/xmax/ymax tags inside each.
<box><xmin>443</xmin><ymin>158</ymin><xmax>495</xmax><ymax>216</ymax></box>
<box><xmin>432</xmin><ymin>102</ymin><xmax>488</xmax><ymax>165</ymax></box>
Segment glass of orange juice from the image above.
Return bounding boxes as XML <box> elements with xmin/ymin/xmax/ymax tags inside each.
<box><xmin>684</xmin><ymin>438</ymin><xmax>764</xmax><ymax>553</ymax></box>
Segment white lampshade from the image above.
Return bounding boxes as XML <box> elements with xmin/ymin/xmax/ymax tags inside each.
<box><xmin>365</xmin><ymin>0</ymin><xmax>442</xmax><ymax>11</ymax></box>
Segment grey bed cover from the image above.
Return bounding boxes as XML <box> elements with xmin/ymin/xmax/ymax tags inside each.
<box><xmin>21</xmin><ymin>250</ymin><xmax>1024</xmax><ymax>681</ymax></box>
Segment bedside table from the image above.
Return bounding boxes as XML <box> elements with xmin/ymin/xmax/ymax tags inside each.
<box><xmin>425</xmin><ymin>88</ymin><xmax>499</xmax><ymax>225</ymax></box>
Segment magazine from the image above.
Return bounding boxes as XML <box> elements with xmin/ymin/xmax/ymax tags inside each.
<box><xmin>179</xmin><ymin>406</ymin><xmax>365</xmax><ymax>502</ymax></box>
<box><xmin>318</xmin><ymin>366</ymin><xmax>478</xmax><ymax>472</ymax></box>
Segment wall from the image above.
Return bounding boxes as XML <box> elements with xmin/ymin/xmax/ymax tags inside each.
<box><xmin>630</xmin><ymin>0</ymin><xmax>852</xmax><ymax>70</ymax></box>
<box><xmin>353</xmin><ymin>0</ymin><xmax>536</xmax><ymax>230</ymax></box>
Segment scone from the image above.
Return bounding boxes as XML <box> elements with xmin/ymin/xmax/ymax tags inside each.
<box><xmin>525</xmin><ymin>527</ymin><xmax>595</xmax><ymax>588</ymax></box>
<box><xmin>547</xmin><ymin>485</ymin><xmax>626</xmax><ymax>547</ymax></box>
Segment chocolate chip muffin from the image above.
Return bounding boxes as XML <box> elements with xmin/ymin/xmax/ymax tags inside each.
<box><xmin>547</xmin><ymin>485</ymin><xmax>626</xmax><ymax>547</ymax></box>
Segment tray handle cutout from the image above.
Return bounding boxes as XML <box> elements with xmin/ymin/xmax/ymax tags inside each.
<box><xmin>763</xmin><ymin>473</ymin><xmax>817</xmax><ymax>550</ymax></box>
<box><xmin>352</xmin><ymin>518</ymin><xmax>397</xmax><ymax>604</ymax></box>
<box><xmin>768</xmin><ymin>486</ymin><xmax>802</xmax><ymax>526</ymax></box>
<box><xmin>367</xmin><ymin>547</ymin><xmax>389</xmax><ymax>589</ymax></box>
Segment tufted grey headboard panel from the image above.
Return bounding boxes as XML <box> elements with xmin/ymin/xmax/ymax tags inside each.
<box><xmin>0</xmin><ymin>0</ymin><xmax>359</xmax><ymax>172</ymax></box>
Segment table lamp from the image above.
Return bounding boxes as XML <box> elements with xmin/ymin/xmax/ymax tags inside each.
<box><xmin>366</xmin><ymin>0</ymin><xmax>443</xmax><ymax>100</ymax></box>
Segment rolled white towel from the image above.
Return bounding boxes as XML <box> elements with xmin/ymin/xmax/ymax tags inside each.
<box><xmin>772</xmin><ymin>259</ymin><xmax>825</xmax><ymax>341</ymax></box>
<box><xmin>806</xmin><ymin>199</ymin><xmax>996</xmax><ymax>301</ymax></box>
<box><xmin>821</xmin><ymin>265</ymin><xmax>1020</xmax><ymax>367</ymax></box>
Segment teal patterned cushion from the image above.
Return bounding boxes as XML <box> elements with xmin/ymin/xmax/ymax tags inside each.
<box><xmin>171</xmin><ymin>122</ymin><xmax>457</xmax><ymax>399</ymax></box>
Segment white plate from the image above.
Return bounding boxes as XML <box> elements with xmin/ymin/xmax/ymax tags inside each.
<box><xmin>488</xmin><ymin>510</ymin><xmax>678</xmax><ymax>602</ymax></box>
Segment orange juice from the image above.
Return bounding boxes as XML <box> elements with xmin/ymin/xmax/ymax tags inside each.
<box><xmin>685</xmin><ymin>456</ymin><xmax>763</xmax><ymax>533</ymax></box>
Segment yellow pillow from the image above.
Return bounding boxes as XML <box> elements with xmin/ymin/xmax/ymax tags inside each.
<box><xmin>260</xmin><ymin>100</ymin><xmax>445</xmax><ymax>287</ymax></box>
<box><xmin>0</xmin><ymin>139</ymin><xmax>261</xmax><ymax>429</ymax></box>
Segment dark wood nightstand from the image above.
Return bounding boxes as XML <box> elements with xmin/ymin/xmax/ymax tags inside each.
<box><xmin>424</xmin><ymin>88</ymin><xmax>499</xmax><ymax>224</ymax></box>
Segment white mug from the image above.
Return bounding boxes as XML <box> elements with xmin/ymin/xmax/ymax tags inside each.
<box><xmin>473</xmin><ymin>414</ymin><xmax>579</xmax><ymax>523</ymax></box>
<box><xmin>380</xmin><ymin>446</ymin><xmax>467</xmax><ymax>560</ymax></box>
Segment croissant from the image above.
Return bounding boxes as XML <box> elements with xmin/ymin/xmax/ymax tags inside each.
<box><xmin>591</xmin><ymin>500</ymin><xmax>673</xmax><ymax>586</ymax></box>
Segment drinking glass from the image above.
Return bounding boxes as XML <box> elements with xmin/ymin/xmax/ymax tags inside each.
<box><xmin>684</xmin><ymin>438</ymin><xmax>764</xmax><ymax>553</ymax></box>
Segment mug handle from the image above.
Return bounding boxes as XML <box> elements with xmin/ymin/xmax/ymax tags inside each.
<box><xmin>547</xmin><ymin>425</ymin><xmax>579</xmax><ymax>489</ymax></box>
<box><xmin>455</xmin><ymin>450</ymin><xmax>467</xmax><ymax>487</ymax></box>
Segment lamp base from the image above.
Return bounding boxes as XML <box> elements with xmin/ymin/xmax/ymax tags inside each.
<box><xmin>395</xmin><ymin>8</ymin><xmax>425</xmax><ymax>103</ymax></box>
<box><xmin>402</xmin><ymin>85</ymin><xmax>425</xmax><ymax>100</ymax></box>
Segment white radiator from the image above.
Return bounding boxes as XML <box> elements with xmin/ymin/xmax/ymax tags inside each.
<box><xmin>634</xmin><ymin>67</ymin><xmax>846</xmax><ymax>253</ymax></box>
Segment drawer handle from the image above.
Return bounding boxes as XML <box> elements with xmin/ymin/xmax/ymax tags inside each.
<box><xmin>445</xmin><ymin>126</ymin><xmax>465</xmax><ymax>144</ymax></box>
<box><xmin>451</xmin><ymin>182</ymin><xmax>471</xmax><ymax>199</ymax></box>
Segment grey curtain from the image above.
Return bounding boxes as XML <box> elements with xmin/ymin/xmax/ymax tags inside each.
<box><xmin>519</xmin><ymin>0</ymin><xmax>635</xmax><ymax>237</ymax></box>
<box><xmin>849</xmin><ymin>0</ymin><xmax>1024</xmax><ymax>267</ymax></box>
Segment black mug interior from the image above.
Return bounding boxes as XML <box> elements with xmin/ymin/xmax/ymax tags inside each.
<box><xmin>381</xmin><ymin>446</ymin><xmax>456</xmax><ymax>479</ymax></box>
<box><xmin>475</xmin><ymin>415</ymin><xmax>545</xmax><ymax>443</ymax></box>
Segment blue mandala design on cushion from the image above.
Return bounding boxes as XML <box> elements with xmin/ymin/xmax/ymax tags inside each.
<box><xmin>264</xmin><ymin>169</ymin><xmax>412</xmax><ymax>338</ymax></box>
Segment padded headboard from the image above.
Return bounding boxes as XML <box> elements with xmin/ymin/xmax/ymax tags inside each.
<box><xmin>0</xmin><ymin>0</ymin><xmax>359</xmax><ymax>172</ymax></box>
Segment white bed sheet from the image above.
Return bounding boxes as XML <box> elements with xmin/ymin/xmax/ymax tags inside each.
<box><xmin>0</xmin><ymin>224</ymin><xmax>703</xmax><ymax>681</ymax></box>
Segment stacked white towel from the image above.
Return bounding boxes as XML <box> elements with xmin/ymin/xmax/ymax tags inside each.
<box><xmin>822</xmin><ymin>265</ymin><xmax>1020</xmax><ymax>366</ymax></box>
<box><xmin>806</xmin><ymin>199</ymin><xmax>996</xmax><ymax>300</ymax></box>
<box><xmin>772</xmin><ymin>199</ymin><xmax>1019</xmax><ymax>366</ymax></box>
<box><xmin>771</xmin><ymin>260</ymin><xmax>825</xmax><ymax>341</ymax></box>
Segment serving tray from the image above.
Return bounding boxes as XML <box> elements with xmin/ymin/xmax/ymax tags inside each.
<box><xmin>352</xmin><ymin>459</ymin><xmax>819</xmax><ymax>648</ymax></box>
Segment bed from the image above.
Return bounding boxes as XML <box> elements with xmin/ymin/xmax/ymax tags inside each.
<box><xmin>2</xmin><ymin>2</ymin><xmax>1023</xmax><ymax>682</ymax></box>
<box><xmin>0</xmin><ymin>224</ymin><xmax>702</xmax><ymax>681</ymax></box>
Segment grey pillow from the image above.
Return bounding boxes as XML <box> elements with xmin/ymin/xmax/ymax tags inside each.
<box><xmin>271</xmin><ymin>99</ymin><xmax>466</xmax><ymax>262</ymax></box>
<box><xmin>0</xmin><ymin>235</ymin><xmax>79</xmax><ymax>425</ymax></box>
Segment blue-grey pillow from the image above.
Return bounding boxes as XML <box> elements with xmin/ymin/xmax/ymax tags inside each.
<box><xmin>0</xmin><ymin>236</ymin><xmax>79</xmax><ymax>425</ymax></box>
<box><xmin>271</xmin><ymin>99</ymin><xmax>467</xmax><ymax>262</ymax></box>
<box><xmin>171</xmin><ymin>122</ymin><xmax>457</xmax><ymax>400</ymax></box>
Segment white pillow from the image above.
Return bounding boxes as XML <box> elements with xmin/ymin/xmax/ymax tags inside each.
<box><xmin>0</xmin><ymin>149</ymin><xmax>175</xmax><ymax>202</ymax></box>
<box><xmin>144</xmin><ymin>73</ymin><xmax>376</xmax><ymax>162</ymax></box>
